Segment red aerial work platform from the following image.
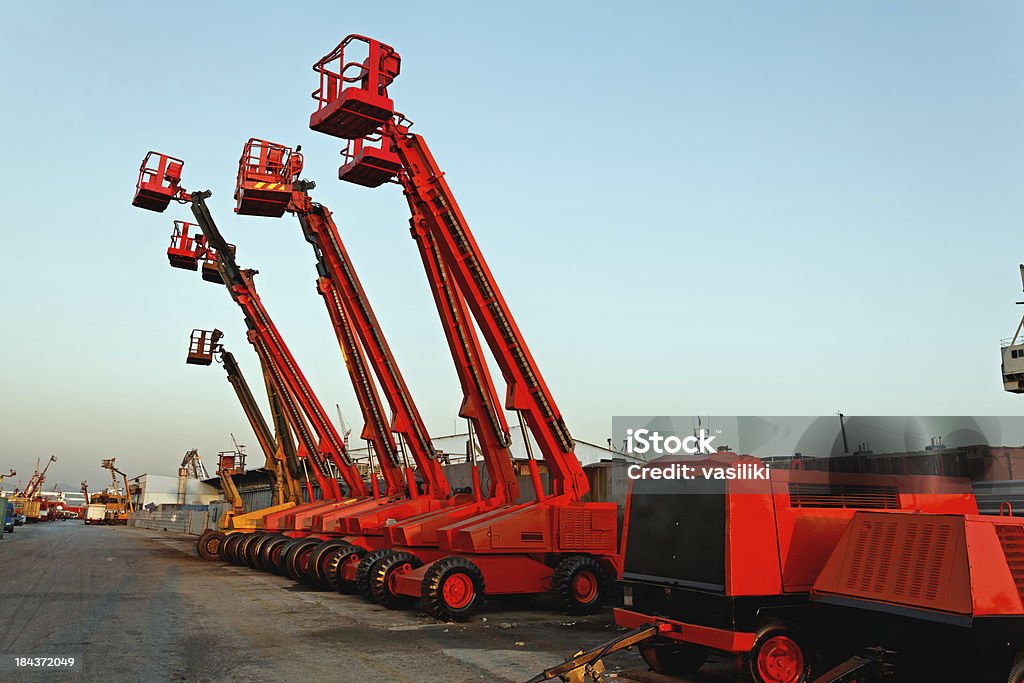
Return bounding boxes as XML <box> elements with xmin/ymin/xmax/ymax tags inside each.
<box><xmin>167</xmin><ymin>220</ymin><xmax>235</xmax><ymax>284</ymax></box>
<box><xmin>132</xmin><ymin>154</ymin><xmax>374</xmax><ymax>519</ymax></box>
<box><xmin>337</xmin><ymin>138</ymin><xmax>402</xmax><ymax>188</ymax></box>
<box><xmin>234</xmin><ymin>138</ymin><xmax>297</xmax><ymax>217</ymax></box>
<box><xmin>308</xmin><ymin>35</ymin><xmax>620</xmax><ymax>620</ymax></box>
<box><xmin>132</xmin><ymin>151</ymin><xmax>186</xmax><ymax>212</ymax></box>
<box><xmin>186</xmin><ymin>328</ymin><xmax>221</xmax><ymax>366</ymax></box>
<box><xmin>167</xmin><ymin>220</ymin><xmax>201</xmax><ymax>270</ymax></box>
<box><xmin>136</xmin><ymin>155</ymin><xmax>483</xmax><ymax>578</ymax></box>
<box><xmin>231</xmin><ymin>139</ymin><xmax>523</xmax><ymax>596</ymax></box>
<box><xmin>309</xmin><ymin>35</ymin><xmax>400</xmax><ymax>140</ymax></box>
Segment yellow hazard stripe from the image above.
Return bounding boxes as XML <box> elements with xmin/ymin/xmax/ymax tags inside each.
<box><xmin>251</xmin><ymin>181</ymin><xmax>282</xmax><ymax>190</ymax></box>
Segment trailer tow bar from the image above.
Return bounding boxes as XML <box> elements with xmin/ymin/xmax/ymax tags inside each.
<box><xmin>811</xmin><ymin>647</ymin><xmax>899</xmax><ymax>683</ymax></box>
<box><xmin>524</xmin><ymin>625</ymin><xmax>659</xmax><ymax>683</ymax></box>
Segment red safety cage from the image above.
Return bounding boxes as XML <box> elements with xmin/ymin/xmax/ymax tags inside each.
<box><xmin>234</xmin><ymin>138</ymin><xmax>299</xmax><ymax>217</ymax></box>
<box><xmin>187</xmin><ymin>328</ymin><xmax>222</xmax><ymax>366</ymax></box>
<box><xmin>133</xmin><ymin>151</ymin><xmax>185</xmax><ymax>212</ymax></box>
<box><xmin>168</xmin><ymin>220</ymin><xmax>202</xmax><ymax>271</ymax></box>
<box><xmin>338</xmin><ymin>135</ymin><xmax>402</xmax><ymax>188</ymax></box>
<box><xmin>310</xmin><ymin>35</ymin><xmax>400</xmax><ymax>140</ymax></box>
<box><xmin>167</xmin><ymin>220</ymin><xmax>234</xmax><ymax>283</ymax></box>
<box><xmin>217</xmin><ymin>451</ymin><xmax>246</xmax><ymax>476</ymax></box>
<box><xmin>200</xmin><ymin>242</ymin><xmax>236</xmax><ymax>285</ymax></box>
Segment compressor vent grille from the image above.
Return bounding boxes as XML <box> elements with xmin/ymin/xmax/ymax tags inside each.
<box><xmin>847</xmin><ymin>518</ymin><xmax>899</xmax><ymax>594</ymax></box>
<box><xmin>845</xmin><ymin>519</ymin><xmax>950</xmax><ymax>602</ymax></box>
<box><xmin>788</xmin><ymin>483</ymin><xmax>900</xmax><ymax>509</ymax></box>
<box><xmin>995</xmin><ymin>524</ymin><xmax>1024</xmax><ymax>603</ymax></box>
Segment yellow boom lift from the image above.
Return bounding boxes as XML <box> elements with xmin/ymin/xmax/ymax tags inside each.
<box><xmin>100</xmin><ymin>458</ymin><xmax>134</xmax><ymax>524</ymax></box>
<box><xmin>186</xmin><ymin>330</ymin><xmax>305</xmax><ymax>560</ymax></box>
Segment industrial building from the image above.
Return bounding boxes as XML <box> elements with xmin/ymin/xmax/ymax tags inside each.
<box><xmin>128</xmin><ymin>473</ymin><xmax>221</xmax><ymax>509</ymax></box>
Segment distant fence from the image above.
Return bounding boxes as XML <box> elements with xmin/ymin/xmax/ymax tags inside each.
<box><xmin>129</xmin><ymin>506</ymin><xmax>210</xmax><ymax>535</ymax></box>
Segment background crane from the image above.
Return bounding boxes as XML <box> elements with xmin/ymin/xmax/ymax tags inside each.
<box><xmin>179</xmin><ymin>448</ymin><xmax>210</xmax><ymax>480</ymax></box>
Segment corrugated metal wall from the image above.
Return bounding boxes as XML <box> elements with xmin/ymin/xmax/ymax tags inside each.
<box><xmin>241</xmin><ymin>486</ymin><xmax>274</xmax><ymax>512</ymax></box>
<box><xmin>129</xmin><ymin>507</ymin><xmax>209</xmax><ymax>534</ymax></box>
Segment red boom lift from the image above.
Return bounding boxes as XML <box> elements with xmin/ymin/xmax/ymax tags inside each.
<box><xmin>131</xmin><ymin>159</ymin><xmax>390</xmax><ymax>573</ymax></box>
<box><xmin>232</xmin><ymin>138</ymin><xmax>430</xmax><ymax>584</ymax></box>
<box><xmin>307</xmin><ymin>35</ymin><xmax>620</xmax><ymax>620</ymax></box>
<box><xmin>232</xmin><ymin>139</ymin><xmax>526</xmax><ymax>599</ymax></box>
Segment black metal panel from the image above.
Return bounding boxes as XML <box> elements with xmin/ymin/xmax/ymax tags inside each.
<box><xmin>623</xmin><ymin>472</ymin><xmax>725</xmax><ymax>589</ymax></box>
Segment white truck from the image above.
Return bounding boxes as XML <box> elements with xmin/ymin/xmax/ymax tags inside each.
<box><xmin>84</xmin><ymin>504</ymin><xmax>107</xmax><ymax>525</ymax></box>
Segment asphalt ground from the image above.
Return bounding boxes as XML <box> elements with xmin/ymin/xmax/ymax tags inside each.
<box><xmin>0</xmin><ymin>522</ymin><xmax>736</xmax><ymax>682</ymax></box>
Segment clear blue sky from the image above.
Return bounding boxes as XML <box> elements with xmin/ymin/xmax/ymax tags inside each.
<box><xmin>1</xmin><ymin>1</ymin><xmax>1022</xmax><ymax>491</ymax></box>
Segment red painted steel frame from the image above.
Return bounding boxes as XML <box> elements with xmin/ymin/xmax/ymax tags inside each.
<box><xmin>195</xmin><ymin>235</ymin><xmax>357</xmax><ymax>501</ymax></box>
<box><xmin>386</xmin><ymin>126</ymin><xmax>588</xmax><ymax>499</ymax></box>
<box><xmin>614</xmin><ymin>609</ymin><xmax>757</xmax><ymax>653</ymax></box>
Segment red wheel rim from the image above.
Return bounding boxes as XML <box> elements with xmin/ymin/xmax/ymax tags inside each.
<box><xmin>271</xmin><ymin>545</ymin><xmax>282</xmax><ymax>564</ymax></box>
<box><xmin>442</xmin><ymin>572</ymin><xmax>474</xmax><ymax>610</ymax></box>
<box><xmin>756</xmin><ymin>635</ymin><xmax>804</xmax><ymax>683</ymax></box>
<box><xmin>572</xmin><ymin>570</ymin><xmax>599</xmax><ymax>603</ymax></box>
<box><xmin>298</xmin><ymin>549</ymin><xmax>313</xmax><ymax>573</ymax></box>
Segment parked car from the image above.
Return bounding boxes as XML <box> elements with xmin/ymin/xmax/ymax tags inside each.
<box><xmin>15</xmin><ymin>514</ymin><xmax>25</xmax><ymax>526</ymax></box>
<box><xmin>3</xmin><ymin>503</ymin><xmax>14</xmax><ymax>533</ymax></box>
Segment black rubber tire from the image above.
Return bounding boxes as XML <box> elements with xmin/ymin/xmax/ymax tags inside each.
<box><xmin>237</xmin><ymin>534</ymin><xmax>262</xmax><ymax>568</ymax></box>
<box><xmin>747</xmin><ymin>622</ymin><xmax>813</xmax><ymax>683</ymax></box>
<box><xmin>369</xmin><ymin>551</ymin><xmax>423</xmax><ymax>610</ymax></box>
<box><xmin>196</xmin><ymin>530</ymin><xmax>226</xmax><ymax>561</ymax></box>
<box><xmin>283</xmin><ymin>537</ymin><xmax>324</xmax><ymax>583</ymax></box>
<box><xmin>258</xmin><ymin>535</ymin><xmax>291</xmax><ymax>574</ymax></box>
<box><xmin>221</xmin><ymin>533</ymin><xmax>245</xmax><ymax>565</ymax></box>
<box><xmin>422</xmin><ymin>556</ymin><xmax>485</xmax><ymax>622</ymax></box>
<box><xmin>552</xmin><ymin>555</ymin><xmax>610</xmax><ymax>615</ymax></box>
<box><xmin>244</xmin><ymin>534</ymin><xmax>269</xmax><ymax>568</ymax></box>
<box><xmin>306</xmin><ymin>540</ymin><xmax>351</xmax><ymax>590</ymax></box>
<box><xmin>273</xmin><ymin>537</ymin><xmax>307</xmax><ymax>575</ymax></box>
<box><xmin>325</xmin><ymin>543</ymin><xmax>366</xmax><ymax>594</ymax></box>
<box><xmin>639</xmin><ymin>641</ymin><xmax>709</xmax><ymax>676</ymax></box>
<box><xmin>1008</xmin><ymin>655</ymin><xmax>1024</xmax><ymax>683</ymax></box>
<box><xmin>219</xmin><ymin>534</ymin><xmax>237</xmax><ymax>564</ymax></box>
<box><xmin>246</xmin><ymin>534</ymin><xmax>277</xmax><ymax>569</ymax></box>
<box><xmin>356</xmin><ymin>549</ymin><xmax>396</xmax><ymax>603</ymax></box>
